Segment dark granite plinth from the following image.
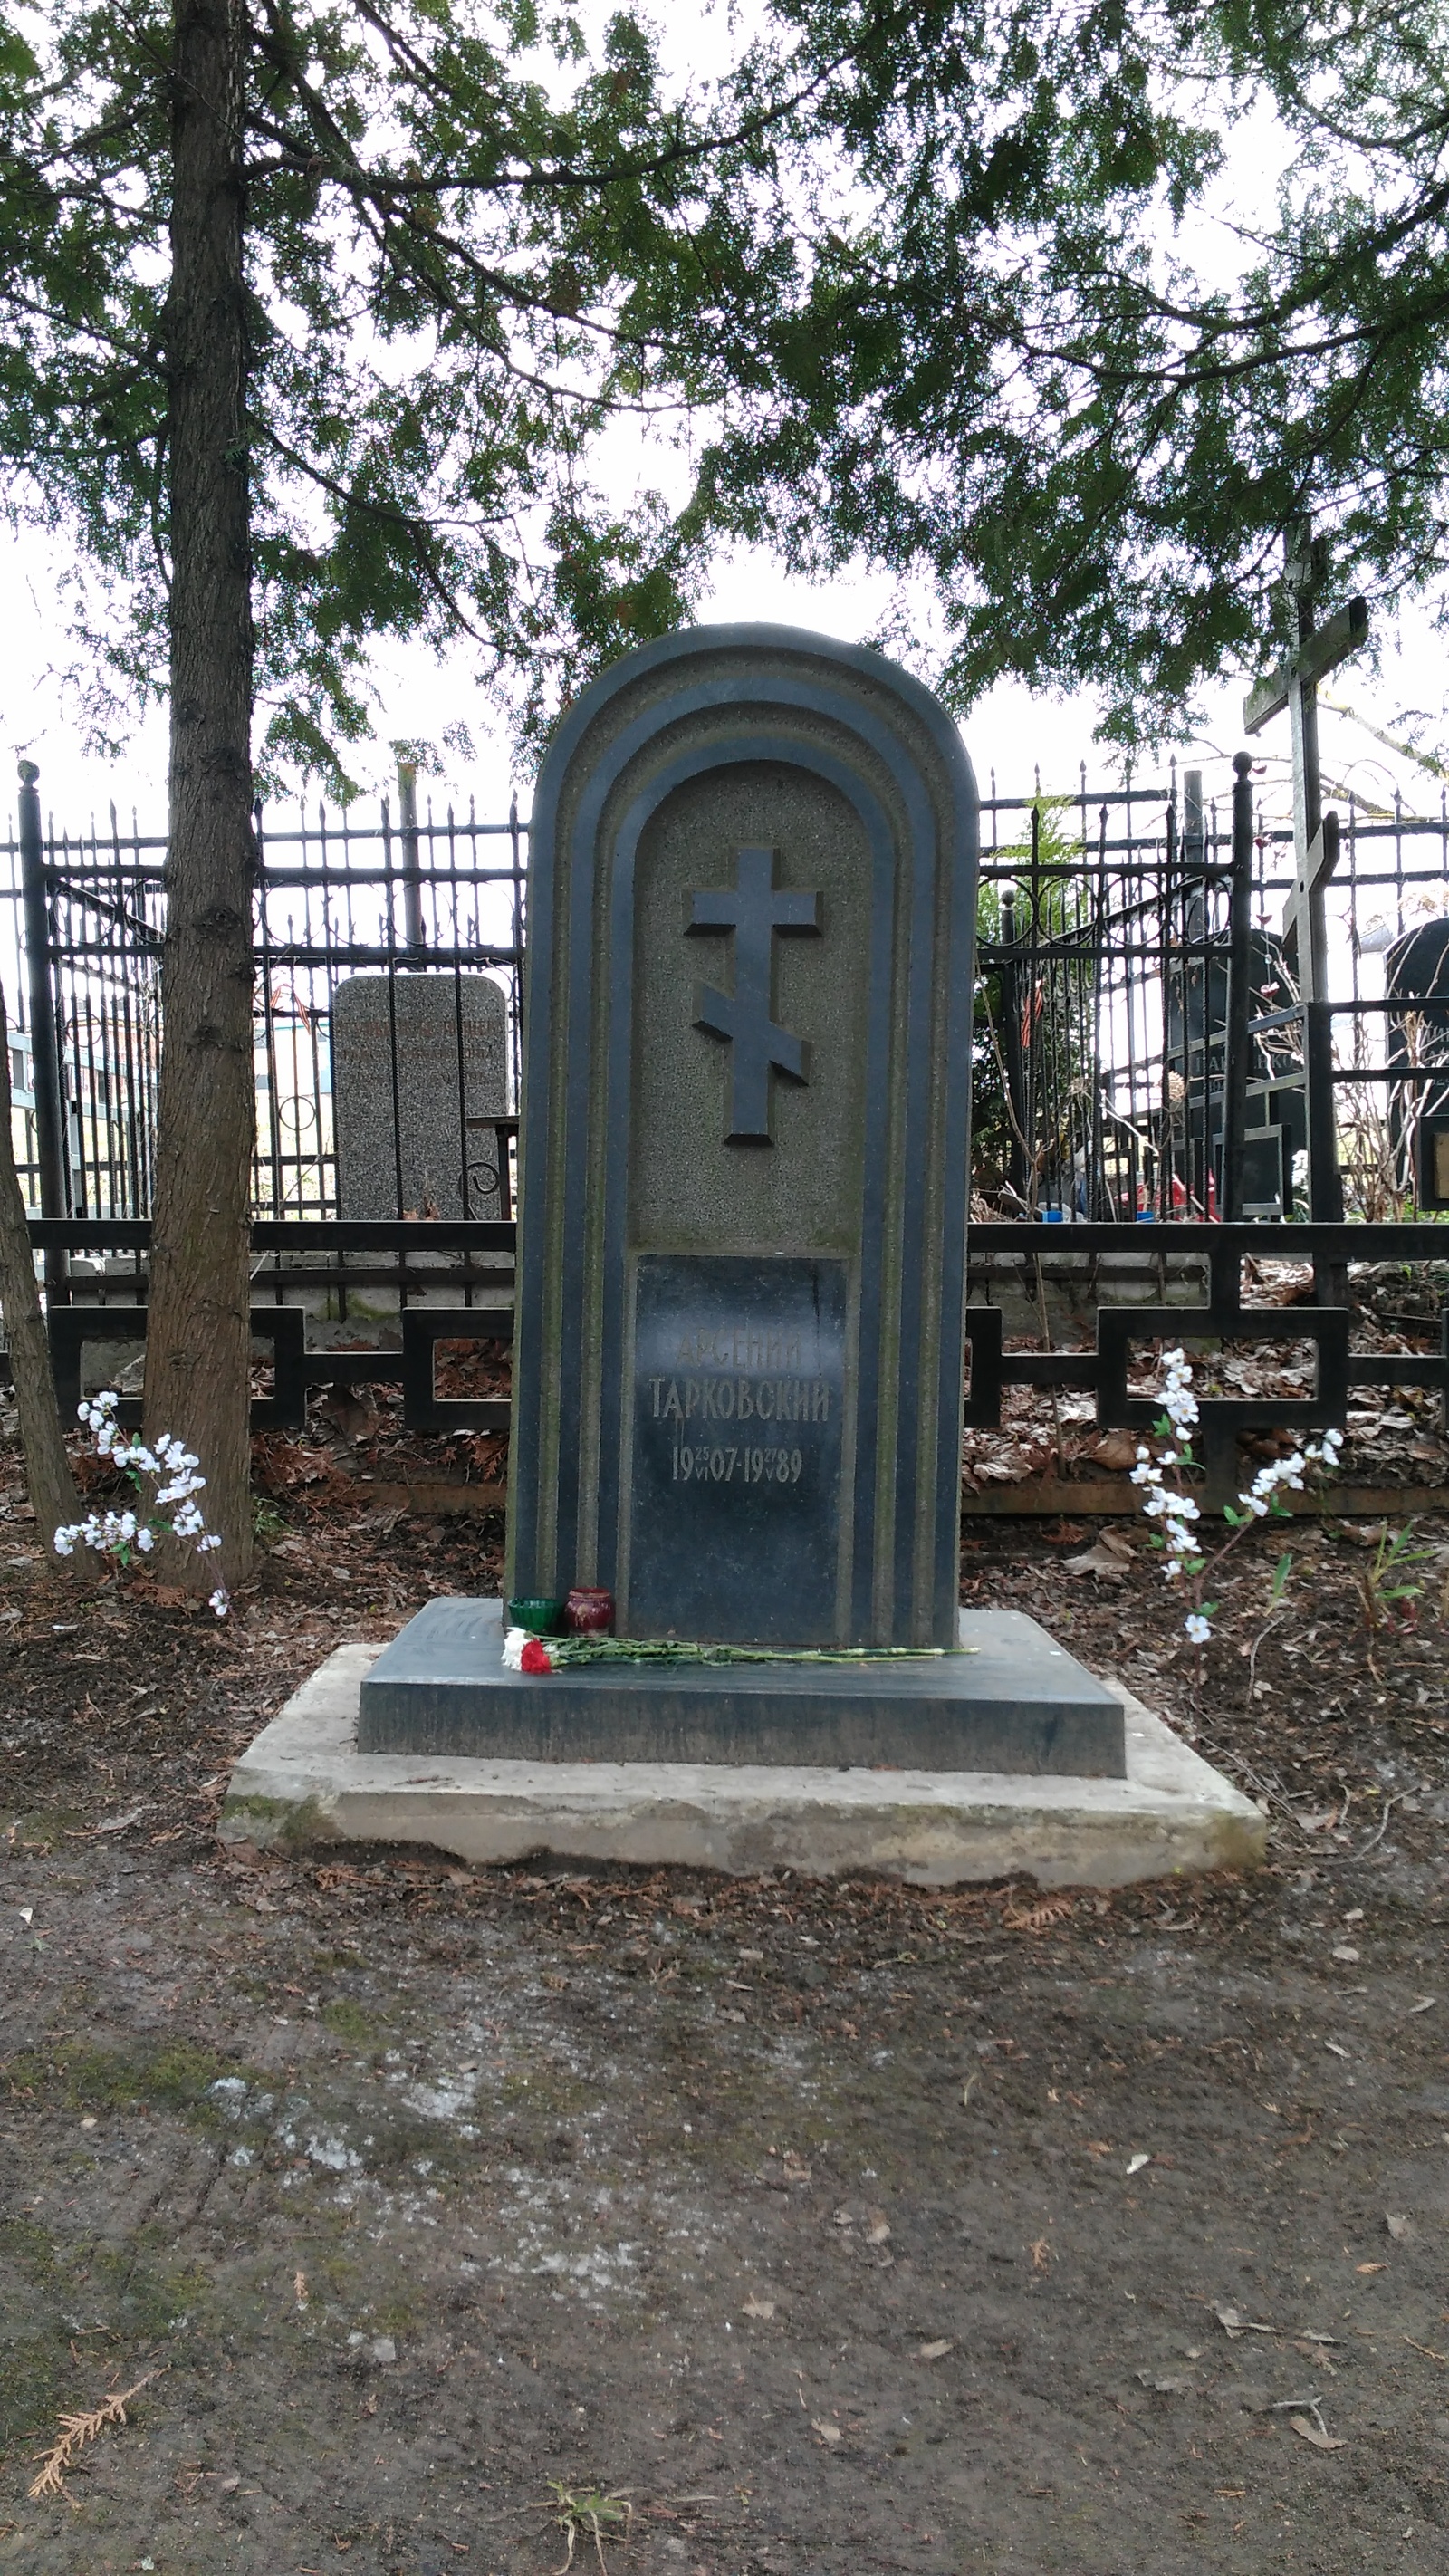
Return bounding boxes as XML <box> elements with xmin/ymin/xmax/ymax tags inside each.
<box><xmin>359</xmin><ymin>1600</ymin><xmax>1127</xmax><ymax>1776</ymax></box>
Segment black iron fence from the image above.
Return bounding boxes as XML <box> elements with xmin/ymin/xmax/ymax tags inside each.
<box><xmin>976</xmin><ymin>761</ymin><xmax>1449</xmax><ymax>1227</ymax></box>
<box><xmin>6</xmin><ymin>756</ymin><xmax>1449</xmax><ymax>1504</ymax></box>
<box><xmin>3</xmin><ymin>765</ymin><xmax>525</xmax><ymax>1228</ymax></box>
<box><xmin>8</xmin><ymin>757</ymin><xmax>1449</xmax><ymax>1235</ymax></box>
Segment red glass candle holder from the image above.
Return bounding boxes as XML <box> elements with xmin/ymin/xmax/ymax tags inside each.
<box><xmin>564</xmin><ymin>1586</ymin><xmax>614</xmax><ymax>1636</ymax></box>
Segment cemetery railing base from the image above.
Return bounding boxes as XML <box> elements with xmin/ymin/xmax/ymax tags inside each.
<box><xmin>5</xmin><ymin>1221</ymin><xmax>1447</xmax><ymax>1492</ymax></box>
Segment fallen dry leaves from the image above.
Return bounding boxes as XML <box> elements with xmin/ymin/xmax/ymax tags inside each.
<box><xmin>1291</xmin><ymin>2416</ymin><xmax>1347</xmax><ymax>2452</ymax></box>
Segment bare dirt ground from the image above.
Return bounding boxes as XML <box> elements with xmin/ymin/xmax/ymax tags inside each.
<box><xmin>2</xmin><ymin>1394</ymin><xmax>1448</xmax><ymax>2575</ymax></box>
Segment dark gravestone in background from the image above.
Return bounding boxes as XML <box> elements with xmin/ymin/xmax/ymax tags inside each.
<box><xmin>629</xmin><ymin>1254</ymin><xmax>846</xmax><ymax>1642</ymax></box>
<box><xmin>505</xmin><ymin>624</ymin><xmax>979</xmax><ymax>1648</ymax></box>
<box><xmin>1385</xmin><ymin>920</ymin><xmax>1449</xmax><ymax>1201</ymax></box>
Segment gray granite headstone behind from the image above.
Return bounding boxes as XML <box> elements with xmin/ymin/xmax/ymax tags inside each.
<box><xmin>331</xmin><ymin>974</ymin><xmax>507</xmax><ymax>1218</ymax></box>
<box><xmin>507</xmin><ymin>624</ymin><xmax>979</xmax><ymax>1648</ymax></box>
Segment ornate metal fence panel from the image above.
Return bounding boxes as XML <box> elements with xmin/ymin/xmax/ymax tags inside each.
<box><xmin>0</xmin><ymin>781</ymin><xmax>526</xmax><ymax>1226</ymax></box>
<box><xmin>975</xmin><ymin>765</ymin><xmax>1449</xmax><ymax>1226</ymax></box>
<box><xmin>5</xmin><ymin>759</ymin><xmax>1449</xmax><ymax>1500</ymax></box>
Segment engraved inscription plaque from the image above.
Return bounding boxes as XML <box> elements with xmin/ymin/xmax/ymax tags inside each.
<box><xmin>628</xmin><ymin>1254</ymin><xmax>847</xmax><ymax>1642</ymax></box>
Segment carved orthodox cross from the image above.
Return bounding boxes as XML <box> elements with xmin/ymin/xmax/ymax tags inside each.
<box><xmin>686</xmin><ymin>844</ymin><xmax>821</xmax><ymax>1140</ymax></box>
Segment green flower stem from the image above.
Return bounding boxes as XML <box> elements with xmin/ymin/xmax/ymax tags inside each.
<box><xmin>538</xmin><ymin>1638</ymin><xmax>965</xmax><ymax>1668</ymax></box>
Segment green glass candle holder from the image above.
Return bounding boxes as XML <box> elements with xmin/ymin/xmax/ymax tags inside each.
<box><xmin>506</xmin><ymin>1596</ymin><xmax>569</xmax><ymax>1636</ymax></box>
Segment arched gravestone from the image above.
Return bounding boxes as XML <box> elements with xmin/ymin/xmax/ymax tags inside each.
<box><xmin>507</xmin><ymin>624</ymin><xmax>978</xmax><ymax>1648</ymax></box>
<box><xmin>360</xmin><ymin>625</ymin><xmax>1126</xmax><ymax>1771</ymax></box>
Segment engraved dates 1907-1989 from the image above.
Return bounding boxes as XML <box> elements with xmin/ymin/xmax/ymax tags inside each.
<box><xmin>671</xmin><ymin>1441</ymin><xmax>803</xmax><ymax>1486</ymax></box>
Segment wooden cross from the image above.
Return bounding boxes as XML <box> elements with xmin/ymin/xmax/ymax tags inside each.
<box><xmin>1243</xmin><ymin>524</ymin><xmax>1368</xmax><ymax>1221</ymax></box>
<box><xmin>1243</xmin><ymin>526</ymin><xmax>1368</xmax><ymax>1004</ymax></box>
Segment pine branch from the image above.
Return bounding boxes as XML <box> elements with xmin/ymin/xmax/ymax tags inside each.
<box><xmin>28</xmin><ymin>2372</ymin><xmax>161</xmax><ymax>2504</ymax></box>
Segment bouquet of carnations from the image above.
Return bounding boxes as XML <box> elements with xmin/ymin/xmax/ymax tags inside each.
<box><xmin>501</xmin><ymin>1629</ymin><xmax>954</xmax><ymax>1674</ymax></box>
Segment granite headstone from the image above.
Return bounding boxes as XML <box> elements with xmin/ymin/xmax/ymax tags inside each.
<box><xmin>361</xmin><ymin>624</ymin><xmax>1127</xmax><ymax>1774</ymax></box>
<box><xmin>507</xmin><ymin>621</ymin><xmax>978</xmax><ymax>1648</ymax></box>
<box><xmin>331</xmin><ymin>972</ymin><xmax>508</xmax><ymax>1218</ymax></box>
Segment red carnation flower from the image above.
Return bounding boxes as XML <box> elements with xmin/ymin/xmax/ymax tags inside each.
<box><xmin>520</xmin><ymin>1637</ymin><xmax>553</xmax><ymax>1674</ymax></box>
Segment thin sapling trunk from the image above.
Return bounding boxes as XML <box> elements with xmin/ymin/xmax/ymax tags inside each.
<box><xmin>0</xmin><ymin>985</ymin><xmax>82</xmax><ymax>1555</ymax></box>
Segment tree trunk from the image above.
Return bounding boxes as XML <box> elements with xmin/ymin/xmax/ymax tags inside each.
<box><xmin>144</xmin><ymin>0</ymin><xmax>255</xmax><ymax>1585</ymax></box>
<box><xmin>0</xmin><ymin>986</ymin><xmax>82</xmax><ymax>1556</ymax></box>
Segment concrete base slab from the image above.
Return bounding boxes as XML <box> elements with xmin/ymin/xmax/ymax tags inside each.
<box><xmin>220</xmin><ymin>1644</ymin><xmax>1265</xmax><ymax>1889</ymax></box>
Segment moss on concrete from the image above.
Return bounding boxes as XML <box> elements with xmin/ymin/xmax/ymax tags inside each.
<box><xmin>220</xmin><ymin>1790</ymin><xmax>341</xmax><ymax>1850</ymax></box>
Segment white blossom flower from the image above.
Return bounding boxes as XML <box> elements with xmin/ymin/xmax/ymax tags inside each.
<box><xmin>62</xmin><ymin>1393</ymin><xmax>223</xmax><ymax>1581</ymax></box>
<box><xmin>502</xmin><ymin>1627</ymin><xmax>531</xmax><ymax>1671</ymax></box>
<box><xmin>1185</xmin><ymin>1611</ymin><xmax>1213</xmax><ymax>1645</ymax></box>
<box><xmin>209</xmin><ymin>1587</ymin><xmax>229</xmax><ymax>1618</ymax></box>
